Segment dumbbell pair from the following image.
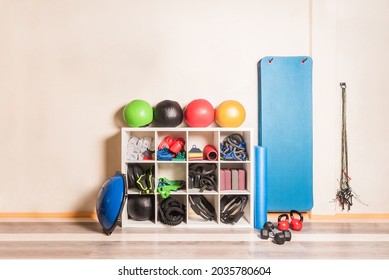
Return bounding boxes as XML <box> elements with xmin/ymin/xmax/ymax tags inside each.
<box><xmin>278</xmin><ymin>210</ymin><xmax>304</xmax><ymax>231</ymax></box>
<box><xmin>260</xmin><ymin>221</ymin><xmax>292</xmax><ymax>245</ymax></box>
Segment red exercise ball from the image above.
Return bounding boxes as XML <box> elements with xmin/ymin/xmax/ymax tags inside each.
<box><xmin>184</xmin><ymin>99</ymin><xmax>215</xmax><ymax>127</ymax></box>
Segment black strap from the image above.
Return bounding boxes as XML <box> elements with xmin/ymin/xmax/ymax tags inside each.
<box><xmin>189</xmin><ymin>195</ymin><xmax>216</xmax><ymax>221</ymax></box>
<box><xmin>220</xmin><ymin>195</ymin><xmax>248</xmax><ymax>224</ymax></box>
<box><xmin>134</xmin><ymin>165</ymin><xmax>155</xmax><ymax>194</ymax></box>
<box><xmin>127</xmin><ymin>163</ymin><xmax>144</xmax><ymax>189</ymax></box>
<box><xmin>188</xmin><ymin>163</ymin><xmax>217</xmax><ymax>191</ymax></box>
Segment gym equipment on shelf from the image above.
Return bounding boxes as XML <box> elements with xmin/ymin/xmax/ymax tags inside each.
<box><xmin>215</xmin><ymin>100</ymin><xmax>246</xmax><ymax>127</ymax></box>
<box><xmin>127</xmin><ymin>195</ymin><xmax>154</xmax><ymax>221</ymax></box>
<box><xmin>188</xmin><ymin>145</ymin><xmax>203</xmax><ymax>161</ymax></box>
<box><xmin>220</xmin><ymin>133</ymin><xmax>248</xmax><ymax>161</ymax></box>
<box><xmin>188</xmin><ymin>163</ymin><xmax>217</xmax><ymax>192</ymax></box>
<box><xmin>126</xmin><ymin>163</ymin><xmax>144</xmax><ymax>190</ymax></box>
<box><xmin>157</xmin><ymin>177</ymin><xmax>185</xmax><ymax>198</ymax></box>
<box><xmin>123</xmin><ymin>99</ymin><xmax>153</xmax><ymax>127</ymax></box>
<box><xmin>153</xmin><ymin>100</ymin><xmax>184</xmax><ymax>127</ymax></box>
<box><xmin>126</xmin><ymin>136</ymin><xmax>154</xmax><ymax>161</ymax></box>
<box><xmin>157</xmin><ymin>136</ymin><xmax>185</xmax><ymax>161</ymax></box>
<box><xmin>184</xmin><ymin>99</ymin><xmax>215</xmax><ymax>127</ymax></box>
<box><xmin>203</xmin><ymin>144</ymin><xmax>218</xmax><ymax>161</ymax></box>
<box><xmin>189</xmin><ymin>195</ymin><xmax>216</xmax><ymax>221</ymax></box>
<box><xmin>127</xmin><ymin>164</ymin><xmax>155</xmax><ymax>194</ymax></box>
<box><xmin>220</xmin><ymin>195</ymin><xmax>248</xmax><ymax>224</ymax></box>
<box><xmin>119</xmin><ymin>127</ymin><xmax>254</xmax><ymax>229</ymax></box>
<box><xmin>158</xmin><ymin>196</ymin><xmax>186</xmax><ymax>226</ymax></box>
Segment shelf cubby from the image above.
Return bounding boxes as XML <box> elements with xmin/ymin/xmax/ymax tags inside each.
<box><xmin>121</xmin><ymin>127</ymin><xmax>253</xmax><ymax>228</ymax></box>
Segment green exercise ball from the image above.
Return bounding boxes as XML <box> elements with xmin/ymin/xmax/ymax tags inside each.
<box><xmin>123</xmin><ymin>99</ymin><xmax>153</xmax><ymax>127</ymax></box>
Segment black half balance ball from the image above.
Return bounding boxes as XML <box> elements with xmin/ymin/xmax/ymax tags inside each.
<box><xmin>153</xmin><ymin>100</ymin><xmax>183</xmax><ymax>127</ymax></box>
<box><xmin>127</xmin><ymin>195</ymin><xmax>154</xmax><ymax>221</ymax></box>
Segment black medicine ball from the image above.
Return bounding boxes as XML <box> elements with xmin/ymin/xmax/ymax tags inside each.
<box><xmin>153</xmin><ymin>100</ymin><xmax>183</xmax><ymax>127</ymax></box>
<box><xmin>127</xmin><ymin>195</ymin><xmax>154</xmax><ymax>221</ymax></box>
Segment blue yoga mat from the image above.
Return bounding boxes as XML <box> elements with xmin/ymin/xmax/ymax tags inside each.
<box><xmin>258</xmin><ymin>56</ymin><xmax>313</xmax><ymax>212</ymax></box>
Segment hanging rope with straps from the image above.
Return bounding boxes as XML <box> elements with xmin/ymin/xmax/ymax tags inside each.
<box><xmin>334</xmin><ymin>82</ymin><xmax>367</xmax><ymax>211</ymax></box>
<box><xmin>336</xmin><ymin>82</ymin><xmax>353</xmax><ymax>210</ymax></box>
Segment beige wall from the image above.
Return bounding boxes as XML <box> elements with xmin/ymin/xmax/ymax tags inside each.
<box><xmin>0</xmin><ymin>0</ymin><xmax>309</xmax><ymax>213</ymax></box>
<box><xmin>311</xmin><ymin>0</ymin><xmax>389</xmax><ymax>215</ymax></box>
<box><xmin>0</xmin><ymin>0</ymin><xmax>387</xmax><ymax>215</ymax></box>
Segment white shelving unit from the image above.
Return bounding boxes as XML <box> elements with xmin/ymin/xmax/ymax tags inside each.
<box><xmin>120</xmin><ymin>127</ymin><xmax>254</xmax><ymax>228</ymax></box>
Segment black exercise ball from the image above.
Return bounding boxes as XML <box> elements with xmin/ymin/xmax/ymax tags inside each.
<box><xmin>153</xmin><ymin>100</ymin><xmax>183</xmax><ymax>127</ymax></box>
<box><xmin>127</xmin><ymin>195</ymin><xmax>154</xmax><ymax>221</ymax></box>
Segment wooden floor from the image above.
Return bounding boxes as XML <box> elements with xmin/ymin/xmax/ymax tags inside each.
<box><xmin>1</xmin><ymin>217</ymin><xmax>389</xmax><ymax>259</ymax></box>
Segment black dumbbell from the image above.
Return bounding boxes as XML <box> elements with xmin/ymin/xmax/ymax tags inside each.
<box><xmin>260</xmin><ymin>221</ymin><xmax>292</xmax><ymax>245</ymax></box>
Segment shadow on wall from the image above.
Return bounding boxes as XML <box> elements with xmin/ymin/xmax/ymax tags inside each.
<box><xmin>105</xmin><ymin>105</ymin><xmax>126</xmax><ymax>179</ymax></box>
<box><xmin>74</xmin><ymin>129</ymin><xmax>121</xmax><ymax>234</ymax></box>
<box><xmin>105</xmin><ymin>132</ymin><xmax>121</xmax><ymax>179</ymax></box>
<box><xmin>72</xmin><ymin>106</ymin><xmax>126</xmax><ymax>234</ymax></box>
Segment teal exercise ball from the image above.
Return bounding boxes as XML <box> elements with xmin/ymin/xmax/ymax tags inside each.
<box><xmin>123</xmin><ymin>100</ymin><xmax>153</xmax><ymax>127</ymax></box>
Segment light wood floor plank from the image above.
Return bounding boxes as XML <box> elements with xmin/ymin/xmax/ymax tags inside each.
<box><xmin>1</xmin><ymin>218</ymin><xmax>389</xmax><ymax>259</ymax></box>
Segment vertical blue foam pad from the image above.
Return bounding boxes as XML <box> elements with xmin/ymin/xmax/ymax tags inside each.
<box><xmin>258</xmin><ymin>56</ymin><xmax>313</xmax><ymax>211</ymax></box>
<box><xmin>254</xmin><ymin>146</ymin><xmax>267</xmax><ymax>229</ymax></box>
